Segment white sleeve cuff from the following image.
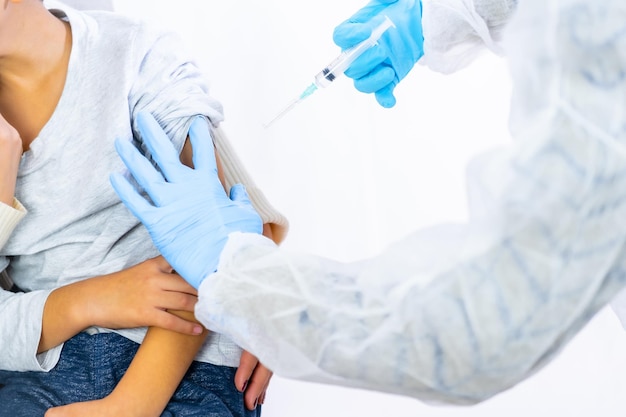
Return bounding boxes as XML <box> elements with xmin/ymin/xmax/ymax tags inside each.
<box><xmin>0</xmin><ymin>198</ymin><xmax>27</xmax><ymax>249</ymax></box>
<box><xmin>216</xmin><ymin>232</ymin><xmax>277</xmax><ymax>273</ymax></box>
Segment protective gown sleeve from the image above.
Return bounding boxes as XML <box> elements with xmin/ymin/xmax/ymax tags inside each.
<box><xmin>196</xmin><ymin>0</ymin><xmax>626</xmax><ymax>405</ymax></box>
<box><xmin>421</xmin><ymin>0</ymin><xmax>517</xmax><ymax>73</ymax></box>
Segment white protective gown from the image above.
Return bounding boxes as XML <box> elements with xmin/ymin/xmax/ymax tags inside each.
<box><xmin>196</xmin><ymin>0</ymin><xmax>626</xmax><ymax>405</ymax></box>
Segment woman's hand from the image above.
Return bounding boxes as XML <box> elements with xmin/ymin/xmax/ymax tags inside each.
<box><xmin>39</xmin><ymin>256</ymin><xmax>202</xmax><ymax>352</ymax></box>
<box><xmin>84</xmin><ymin>256</ymin><xmax>200</xmax><ymax>332</ymax></box>
<box><xmin>236</xmin><ymin>351</ymin><xmax>273</xmax><ymax>410</ymax></box>
<box><xmin>0</xmin><ymin>113</ymin><xmax>23</xmax><ymax>206</ymax></box>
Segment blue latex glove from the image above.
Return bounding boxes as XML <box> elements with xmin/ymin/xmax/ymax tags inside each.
<box><xmin>333</xmin><ymin>0</ymin><xmax>423</xmax><ymax>108</ymax></box>
<box><xmin>110</xmin><ymin>112</ymin><xmax>263</xmax><ymax>289</ymax></box>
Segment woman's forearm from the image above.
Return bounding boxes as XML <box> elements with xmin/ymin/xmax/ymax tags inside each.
<box><xmin>39</xmin><ymin>257</ymin><xmax>201</xmax><ymax>353</ymax></box>
<box><xmin>38</xmin><ymin>278</ymin><xmax>95</xmax><ymax>352</ymax></box>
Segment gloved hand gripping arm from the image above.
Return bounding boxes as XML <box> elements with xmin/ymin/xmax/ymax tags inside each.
<box><xmin>110</xmin><ymin>112</ymin><xmax>263</xmax><ymax>289</ymax></box>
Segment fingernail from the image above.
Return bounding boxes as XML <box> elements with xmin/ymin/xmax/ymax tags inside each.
<box><xmin>193</xmin><ymin>325</ymin><xmax>203</xmax><ymax>335</ymax></box>
<box><xmin>240</xmin><ymin>379</ymin><xmax>248</xmax><ymax>392</ymax></box>
<box><xmin>253</xmin><ymin>398</ymin><xmax>258</xmax><ymax>409</ymax></box>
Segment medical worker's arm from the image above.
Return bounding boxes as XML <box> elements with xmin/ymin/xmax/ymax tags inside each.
<box><xmin>193</xmin><ymin>0</ymin><xmax>626</xmax><ymax>404</ymax></box>
<box><xmin>117</xmin><ymin>0</ymin><xmax>626</xmax><ymax>405</ymax></box>
<box><xmin>419</xmin><ymin>0</ymin><xmax>517</xmax><ymax>73</ymax></box>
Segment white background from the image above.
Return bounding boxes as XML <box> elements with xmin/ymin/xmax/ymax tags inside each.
<box><xmin>113</xmin><ymin>1</ymin><xmax>626</xmax><ymax>416</ymax></box>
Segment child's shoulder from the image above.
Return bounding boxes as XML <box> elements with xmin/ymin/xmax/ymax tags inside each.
<box><xmin>47</xmin><ymin>1</ymin><xmax>178</xmax><ymax>51</ymax></box>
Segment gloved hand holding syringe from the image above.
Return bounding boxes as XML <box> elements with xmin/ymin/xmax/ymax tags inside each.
<box><xmin>264</xmin><ymin>16</ymin><xmax>395</xmax><ymax>128</ymax></box>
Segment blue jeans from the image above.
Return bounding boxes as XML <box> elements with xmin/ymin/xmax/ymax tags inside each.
<box><xmin>0</xmin><ymin>332</ymin><xmax>261</xmax><ymax>417</ymax></box>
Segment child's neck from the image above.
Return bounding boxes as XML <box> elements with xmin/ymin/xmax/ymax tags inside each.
<box><xmin>0</xmin><ymin>6</ymin><xmax>72</xmax><ymax>151</ymax></box>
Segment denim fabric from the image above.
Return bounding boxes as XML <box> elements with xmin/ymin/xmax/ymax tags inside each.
<box><xmin>0</xmin><ymin>332</ymin><xmax>260</xmax><ymax>417</ymax></box>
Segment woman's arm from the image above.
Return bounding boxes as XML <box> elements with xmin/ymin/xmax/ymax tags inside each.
<box><xmin>38</xmin><ymin>256</ymin><xmax>201</xmax><ymax>353</ymax></box>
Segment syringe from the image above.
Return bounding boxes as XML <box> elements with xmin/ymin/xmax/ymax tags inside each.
<box><xmin>264</xmin><ymin>16</ymin><xmax>395</xmax><ymax>128</ymax></box>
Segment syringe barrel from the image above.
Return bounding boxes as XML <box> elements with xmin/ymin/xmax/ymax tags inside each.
<box><xmin>314</xmin><ymin>16</ymin><xmax>394</xmax><ymax>88</ymax></box>
<box><xmin>265</xmin><ymin>16</ymin><xmax>393</xmax><ymax>127</ymax></box>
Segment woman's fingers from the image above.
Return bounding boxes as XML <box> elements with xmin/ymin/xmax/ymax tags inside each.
<box><xmin>236</xmin><ymin>351</ymin><xmax>273</xmax><ymax>410</ymax></box>
<box><xmin>151</xmin><ymin>309</ymin><xmax>204</xmax><ymax>336</ymax></box>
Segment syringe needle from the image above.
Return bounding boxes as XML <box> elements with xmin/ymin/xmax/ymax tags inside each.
<box><xmin>263</xmin><ymin>83</ymin><xmax>319</xmax><ymax>129</ymax></box>
<box><xmin>263</xmin><ymin>96</ymin><xmax>303</xmax><ymax>129</ymax></box>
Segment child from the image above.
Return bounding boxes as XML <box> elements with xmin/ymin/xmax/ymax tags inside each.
<box><xmin>0</xmin><ymin>0</ymin><xmax>287</xmax><ymax>415</ymax></box>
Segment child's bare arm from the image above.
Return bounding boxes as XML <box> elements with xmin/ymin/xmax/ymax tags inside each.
<box><xmin>45</xmin><ymin>134</ymin><xmax>231</xmax><ymax>417</ymax></box>
<box><xmin>107</xmin><ymin>310</ymin><xmax>208</xmax><ymax>416</ymax></box>
<box><xmin>45</xmin><ymin>309</ymin><xmax>207</xmax><ymax>417</ymax></box>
